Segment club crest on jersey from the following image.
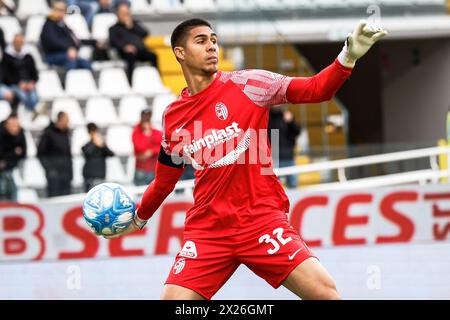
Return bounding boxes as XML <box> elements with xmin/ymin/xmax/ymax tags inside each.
<box><xmin>215</xmin><ymin>102</ymin><xmax>228</xmax><ymax>120</ymax></box>
<box><xmin>173</xmin><ymin>258</ymin><xmax>186</xmax><ymax>275</ymax></box>
<box><xmin>179</xmin><ymin>241</ymin><xmax>198</xmax><ymax>259</ymax></box>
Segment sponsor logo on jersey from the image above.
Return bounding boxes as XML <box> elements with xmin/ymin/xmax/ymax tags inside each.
<box><xmin>183</xmin><ymin>122</ymin><xmax>242</xmax><ymax>155</ymax></box>
<box><xmin>173</xmin><ymin>258</ymin><xmax>186</xmax><ymax>275</ymax></box>
<box><xmin>215</xmin><ymin>102</ymin><xmax>228</xmax><ymax>120</ymax></box>
<box><xmin>179</xmin><ymin>241</ymin><xmax>198</xmax><ymax>259</ymax></box>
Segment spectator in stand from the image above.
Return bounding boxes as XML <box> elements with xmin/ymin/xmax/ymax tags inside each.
<box><xmin>98</xmin><ymin>0</ymin><xmax>114</xmax><ymax>13</ymax></box>
<box><xmin>0</xmin><ymin>113</ymin><xmax>26</xmax><ymax>201</ymax></box>
<box><xmin>0</xmin><ymin>27</ymin><xmax>5</xmax><ymax>54</ymax></box>
<box><xmin>40</xmin><ymin>0</ymin><xmax>92</xmax><ymax>72</ymax></box>
<box><xmin>132</xmin><ymin>108</ymin><xmax>162</xmax><ymax>186</ymax></box>
<box><xmin>268</xmin><ymin>105</ymin><xmax>301</xmax><ymax>189</ymax></box>
<box><xmin>82</xmin><ymin>122</ymin><xmax>114</xmax><ymax>192</ymax></box>
<box><xmin>66</xmin><ymin>0</ymin><xmax>99</xmax><ymax>28</ymax></box>
<box><xmin>37</xmin><ymin>111</ymin><xmax>73</xmax><ymax>197</ymax></box>
<box><xmin>0</xmin><ymin>53</ymin><xmax>18</xmax><ymax>112</ymax></box>
<box><xmin>2</xmin><ymin>33</ymin><xmax>47</xmax><ymax>118</ymax></box>
<box><xmin>109</xmin><ymin>1</ymin><xmax>158</xmax><ymax>84</ymax></box>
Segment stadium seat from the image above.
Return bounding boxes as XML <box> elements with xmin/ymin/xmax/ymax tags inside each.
<box><xmin>106</xmin><ymin>125</ymin><xmax>133</xmax><ymax>156</ymax></box>
<box><xmin>0</xmin><ymin>101</ymin><xmax>11</xmax><ymax>122</ymax></box>
<box><xmin>16</xmin><ymin>0</ymin><xmax>50</xmax><ymax>20</ymax></box>
<box><xmin>17</xmin><ymin>188</ymin><xmax>39</xmax><ymax>203</ymax></box>
<box><xmin>71</xmin><ymin>126</ymin><xmax>90</xmax><ymax>156</ymax></box>
<box><xmin>72</xmin><ymin>156</ymin><xmax>85</xmax><ymax>188</ymax></box>
<box><xmin>64</xmin><ymin>13</ymin><xmax>91</xmax><ymax>40</ymax></box>
<box><xmin>98</xmin><ymin>68</ymin><xmax>132</xmax><ymax>97</ymax></box>
<box><xmin>17</xmin><ymin>105</ymin><xmax>50</xmax><ymax>131</ymax></box>
<box><xmin>25</xmin><ymin>44</ymin><xmax>47</xmax><ymax>71</ymax></box>
<box><xmin>36</xmin><ymin>70</ymin><xmax>65</xmax><ymax>101</ymax></box>
<box><xmin>106</xmin><ymin>157</ymin><xmax>129</xmax><ymax>184</ymax></box>
<box><xmin>0</xmin><ymin>16</ymin><xmax>22</xmax><ymax>43</ymax></box>
<box><xmin>23</xmin><ymin>158</ymin><xmax>47</xmax><ymax>189</ymax></box>
<box><xmin>131</xmin><ymin>0</ymin><xmax>155</xmax><ymax>14</ymax></box>
<box><xmin>24</xmin><ymin>130</ymin><xmax>37</xmax><ymax>157</ymax></box>
<box><xmin>12</xmin><ymin>168</ymin><xmax>24</xmax><ymax>188</ymax></box>
<box><xmin>152</xmin><ymin>94</ymin><xmax>176</xmax><ymax>129</ymax></box>
<box><xmin>51</xmin><ymin>98</ymin><xmax>86</xmax><ymax>127</ymax></box>
<box><xmin>152</xmin><ymin>0</ymin><xmax>187</xmax><ymax>14</ymax></box>
<box><xmin>85</xmin><ymin>97</ymin><xmax>119</xmax><ymax>127</ymax></box>
<box><xmin>184</xmin><ymin>0</ymin><xmax>216</xmax><ymax>12</ymax></box>
<box><xmin>25</xmin><ymin>15</ymin><xmax>46</xmax><ymax>44</ymax></box>
<box><xmin>118</xmin><ymin>95</ymin><xmax>147</xmax><ymax>125</ymax></box>
<box><xmin>132</xmin><ymin>66</ymin><xmax>170</xmax><ymax>97</ymax></box>
<box><xmin>91</xmin><ymin>13</ymin><xmax>117</xmax><ymax>41</ymax></box>
<box><xmin>65</xmin><ymin>69</ymin><xmax>98</xmax><ymax>99</ymax></box>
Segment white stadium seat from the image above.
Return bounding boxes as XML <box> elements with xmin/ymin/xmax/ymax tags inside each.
<box><xmin>16</xmin><ymin>0</ymin><xmax>50</xmax><ymax>20</ymax></box>
<box><xmin>25</xmin><ymin>15</ymin><xmax>46</xmax><ymax>44</ymax></box>
<box><xmin>132</xmin><ymin>66</ymin><xmax>170</xmax><ymax>96</ymax></box>
<box><xmin>152</xmin><ymin>94</ymin><xmax>176</xmax><ymax>130</ymax></box>
<box><xmin>0</xmin><ymin>16</ymin><xmax>22</xmax><ymax>43</ymax></box>
<box><xmin>85</xmin><ymin>97</ymin><xmax>119</xmax><ymax>127</ymax></box>
<box><xmin>131</xmin><ymin>0</ymin><xmax>155</xmax><ymax>14</ymax></box>
<box><xmin>24</xmin><ymin>130</ymin><xmax>37</xmax><ymax>157</ymax></box>
<box><xmin>184</xmin><ymin>0</ymin><xmax>215</xmax><ymax>12</ymax></box>
<box><xmin>52</xmin><ymin>98</ymin><xmax>86</xmax><ymax>127</ymax></box>
<box><xmin>152</xmin><ymin>0</ymin><xmax>186</xmax><ymax>14</ymax></box>
<box><xmin>106</xmin><ymin>125</ymin><xmax>133</xmax><ymax>156</ymax></box>
<box><xmin>0</xmin><ymin>101</ymin><xmax>11</xmax><ymax>122</ymax></box>
<box><xmin>72</xmin><ymin>156</ymin><xmax>85</xmax><ymax>188</ymax></box>
<box><xmin>23</xmin><ymin>158</ymin><xmax>47</xmax><ymax>189</ymax></box>
<box><xmin>36</xmin><ymin>70</ymin><xmax>65</xmax><ymax>101</ymax></box>
<box><xmin>118</xmin><ymin>95</ymin><xmax>147</xmax><ymax>125</ymax></box>
<box><xmin>64</xmin><ymin>13</ymin><xmax>91</xmax><ymax>40</ymax></box>
<box><xmin>25</xmin><ymin>44</ymin><xmax>47</xmax><ymax>71</ymax></box>
<box><xmin>92</xmin><ymin>13</ymin><xmax>117</xmax><ymax>41</ymax></box>
<box><xmin>99</xmin><ymin>68</ymin><xmax>132</xmax><ymax>97</ymax></box>
<box><xmin>17</xmin><ymin>188</ymin><xmax>39</xmax><ymax>203</ymax></box>
<box><xmin>71</xmin><ymin>126</ymin><xmax>90</xmax><ymax>156</ymax></box>
<box><xmin>106</xmin><ymin>157</ymin><xmax>128</xmax><ymax>184</ymax></box>
<box><xmin>65</xmin><ymin>69</ymin><xmax>98</xmax><ymax>99</ymax></box>
<box><xmin>17</xmin><ymin>105</ymin><xmax>50</xmax><ymax>131</ymax></box>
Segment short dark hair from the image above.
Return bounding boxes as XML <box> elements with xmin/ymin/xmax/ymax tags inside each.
<box><xmin>86</xmin><ymin>122</ymin><xmax>98</xmax><ymax>133</ymax></box>
<box><xmin>57</xmin><ymin>111</ymin><xmax>67</xmax><ymax>121</ymax></box>
<box><xmin>170</xmin><ymin>18</ymin><xmax>212</xmax><ymax>50</ymax></box>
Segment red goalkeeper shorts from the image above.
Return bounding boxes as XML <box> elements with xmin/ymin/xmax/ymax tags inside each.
<box><xmin>164</xmin><ymin>217</ymin><xmax>317</xmax><ymax>299</ymax></box>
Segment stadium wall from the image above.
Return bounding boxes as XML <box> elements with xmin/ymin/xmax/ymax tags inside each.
<box><xmin>381</xmin><ymin>38</ymin><xmax>450</xmax><ymax>145</ymax></box>
<box><xmin>1</xmin><ymin>184</ymin><xmax>450</xmax><ymax>299</ymax></box>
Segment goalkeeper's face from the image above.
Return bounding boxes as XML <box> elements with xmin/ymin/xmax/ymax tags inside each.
<box><xmin>177</xmin><ymin>26</ymin><xmax>219</xmax><ymax>76</ymax></box>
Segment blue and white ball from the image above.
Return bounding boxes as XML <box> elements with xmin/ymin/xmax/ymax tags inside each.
<box><xmin>82</xmin><ymin>183</ymin><xmax>136</xmax><ymax>236</ymax></box>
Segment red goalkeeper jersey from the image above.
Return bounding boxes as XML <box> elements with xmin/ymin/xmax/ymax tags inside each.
<box><xmin>138</xmin><ymin>59</ymin><xmax>352</xmax><ymax>239</ymax></box>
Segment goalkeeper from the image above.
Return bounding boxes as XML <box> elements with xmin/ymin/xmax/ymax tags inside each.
<box><xmin>108</xmin><ymin>19</ymin><xmax>387</xmax><ymax>300</ymax></box>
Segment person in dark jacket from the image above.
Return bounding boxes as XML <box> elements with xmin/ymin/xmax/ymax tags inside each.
<box><xmin>268</xmin><ymin>105</ymin><xmax>301</xmax><ymax>189</ymax></box>
<box><xmin>0</xmin><ymin>113</ymin><xmax>26</xmax><ymax>201</ymax></box>
<box><xmin>2</xmin><ymin>33</ymin><xmax>46</xmax><ymax>116</ymax></box>
<box><xmin>81</xmin><ymin>122</ymin><xmax>114</xmax><ymax>192</ymax></box>
<box><xmin>109</xmin><ymin>1</ymin><xmax>158</xmax><ymax>84</ymax></box>
<box><xmin>37</xmin><ymin>111</ymin><xmax>73</xmax><ymax>197</ymax></box>
<box><xmin>40</xmin><ymin>0</ymin><xmax>92</xmax><ymax>71</ymax></box>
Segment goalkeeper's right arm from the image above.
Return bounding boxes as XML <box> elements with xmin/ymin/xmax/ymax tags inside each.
<box><xmin>104</xmin><ymin>147</ymin><xmax>185</xmax><ymax>239</ymax></box>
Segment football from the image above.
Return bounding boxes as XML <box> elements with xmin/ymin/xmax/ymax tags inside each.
<box><xmin>82</xmin><ymin>183</ymin><xmax>136</xmax><ymax>236</ymax></box>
